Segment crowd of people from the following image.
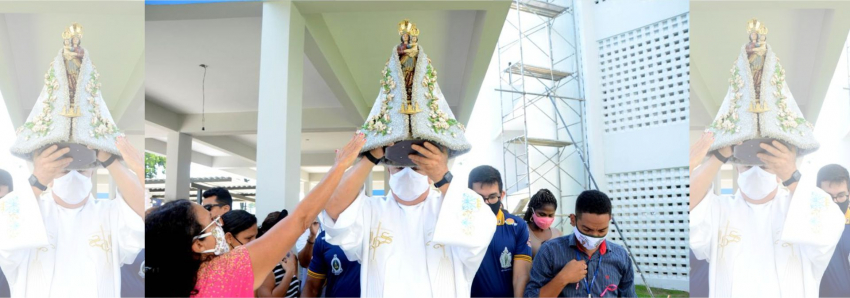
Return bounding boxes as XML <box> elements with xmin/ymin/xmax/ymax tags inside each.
<box><xmin>139</xmin><ymin>132</ymin><xmax>637</xmax><ymax>298</ymax></box>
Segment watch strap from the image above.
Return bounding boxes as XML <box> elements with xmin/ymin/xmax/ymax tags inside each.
<box><xmin>364</xmin><ymin>151</ymin><xmax>381</xmax><ymax>165</ymax></box>
<box><xmin>29</xmin><ymin>174</ymin><xmax>47</xmax><ymax>191</ymax></box>
<box><xmin>434</xmin><ymin>171</ymin><xmax>452</xmax><ymax>188</ymax></box>
<box><xmin>783</xmin><ymin>170</ymin><xmax>801</xmax><ymax>187</ymax></box>
<box><xmin>712</xmin><ymin>150</ymin><xmax>730</xmax><ymax>164</ymax></box>
<box><xmin>101</xmin><ymin>155</ymin><xmax>118</xmax><ymax>168</ymax></box>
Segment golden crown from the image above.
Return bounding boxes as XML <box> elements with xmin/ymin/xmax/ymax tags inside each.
<box><xmin>398</xmin><ymin>19</ymin><xmax>419</xmax><ymax>37</ymax></box>
<box><xmin>68</xmin><ymin>22</ymin><xmax>83</xmax><ymax>38</ymax></box>
<box><xmin>61</xmin><ymin>29</ymin><xmax>72</xmax><ymax>40</ymax></box>
<box><xmin>747</xmin><ymin>19</ymin><xmax>768</xmax><ymax>35</ymax></box>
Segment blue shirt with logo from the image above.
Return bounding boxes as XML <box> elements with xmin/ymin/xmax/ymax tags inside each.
<box><xmin>307</xmin><ymin>231</ymin><xmax>361</xmax><ymax>298</ymax></box>
<box><xmin>471</xmin><ymin>209</ymin><xmax>532</xmax><ymax>297</ymax></box>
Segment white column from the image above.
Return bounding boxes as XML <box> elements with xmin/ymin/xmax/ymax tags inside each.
<box><xmin>255</xmin><ymin>0</ymin><xmax>305</xmax><ymax>219</ymax></box>
<box><xmin>384</xmin><ymin>169</ymin><xmax>390</xmax><ymax>194</ymax></box>
<box><xmin>165</xmin><ymin>131</ymin><xmax>192</xmax><ymax>201</ymax></box>
<box><xmin>90</xmin><ymin>172</ymin><xmax>98</xmax><ymax>198</ymax></box>
<box><xmin>109</xmin><ymin>176</ymin><xmax>118</xmax><ymax>199</ymax></box>
<box><xmin>364</xmin><ymin>172</ymin><xmax>373</xmax><ymax>196</ymax></box>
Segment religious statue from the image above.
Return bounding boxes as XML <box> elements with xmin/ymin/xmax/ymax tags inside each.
<box><xmin>397</xmin><ymin>19</ymin><xmax>420</xmax><ymax>101</ymax></box>
<box><xmin>745</xmin><ymin>19</ymin><xmax>768</xmax><ymax>109</ymax></box>
<box><xmin>63</xmin><ymin>23</ymin><xmax>85</xmax><ymax>103</ymax></box>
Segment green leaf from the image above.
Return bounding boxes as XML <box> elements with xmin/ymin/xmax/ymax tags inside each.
<box><xmin>447</xmin><ymin>119</ymin><xmax>458</xmax><ymax>126</ymax></box>
<box><xmin>24</xmin><ymin>122</ymin><xmax>34</xmax><ymax>129</ymax></box>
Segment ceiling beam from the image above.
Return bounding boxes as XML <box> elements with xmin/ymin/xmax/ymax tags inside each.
<box><xmin>455</xmin><ymin>6</ymin><xmax>512</xmax><ymax>125</ymax></box>
<box><xmin>0</xmin><ymin>15</ymin><xmax>25</xmax><ymax>128</ymax></box>
<box><xmin>194</xmin><ymin>135</ymin><xmax>257</xmax><ymax>162</ymax></box>
<box><xmin>145</xmin><ymin>98</ymin><xmax>183</xmax><ymax>132</ymax></box>
<box><xmin>305</xmin><ymin>15</ymin><xmax>369</xmax><ymax>124</ymax></box>
<box><xmin>145</xmin><ymin>137</ymin><xmax>215</xmax><ymax>167</ymax></box>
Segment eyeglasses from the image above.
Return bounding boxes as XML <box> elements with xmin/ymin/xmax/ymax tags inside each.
<box><xmin>831</xmin><ymin>192</ymin><xmax>849</xmax><ymax>201</ymax></box>
<box><xmin>203</xmin><ymin>203</ymin><xmax>227</xmax><ymax>212</ymax></box>
<box><xmin>194</xmin><ymin>216</ymin><xmax>223</xmax><ymax>241</ymax></box>
<box><xmin>480</xmin><ymin>193</ymin><xmax>501</xmax><ymax>203</ymax></box>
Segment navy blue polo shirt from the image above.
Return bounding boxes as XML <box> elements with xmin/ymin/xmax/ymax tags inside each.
<box><xmin>471</xmin><ymin>209</ymin><xmax>533</xmax><ymax>297</ymax></box>
<box><xmin>820</xmin><ymin>213</ymin><xmax>850</xmax><ymax>297</ymax></box>
<box><xmin>525</xmin><ymin>233</ymin><xmax>637</xmax><ymax>297</ymax></box>
<box><xmin>307</xmin><ymin>231</ymin><xmax>361</xmax><ymax>298</ymax></box>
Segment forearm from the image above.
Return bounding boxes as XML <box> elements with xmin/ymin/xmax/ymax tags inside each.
<box><xmin>248</xmin><ymin>164</ymin><xmax>346</xmax><ymax>288</ymax></box>
<box><xmin>106</xmin><ymin>162</ymin><xmax>144</xmax><ymax>217</ymax></box>
<box><xmin>325</xmin><ymin>158</ymin><xmax>373</xmax><ymax>220</ymax></box>
<box><xmin>690</xmin><ymin>156</ymin><xmax>723</xmax><ymax>211</ymax></box>
<box><xmin>513</xmin><ymin>261</ymin><xmax>531</xmax><ymax>298</ymax></box>
<box><xmin>539</xmin><ymin>277</ymin><xmax>567</xmax><ymax>298</ymax></box>
<box><xmin>298</xmin><ymin>241</ymin><xmax>314</xmax><ymax>268</ymax></box>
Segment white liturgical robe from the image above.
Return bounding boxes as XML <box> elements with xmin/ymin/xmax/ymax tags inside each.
<box><xmin>321</xmin><ymin>183</ymin><xmax>495</xmax><ymax>298</ymax></box>
<box><xmin>0</xmin><ymin>189</ymin><xmax>144</xmax><ymax>297</ymax></box>
<box><xmin>690</xmin><ymin>183</ymin><xmax>844</xmax><ymax>298</ymax></box>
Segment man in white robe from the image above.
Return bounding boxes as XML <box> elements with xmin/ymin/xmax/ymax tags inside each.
<box><xmin>323</xmin><ymin>143</ymin><xmax>495</xmax><ymax>298</ymax></box>
<box><xmin>690</xmin><ymin>142</ymin><xmax>844</xmax><ymax>297</ymax></box>
<box><xmin>0</xmin><ymin>145</ymin><xmax>145</xmax><ymax>297</ymax></box>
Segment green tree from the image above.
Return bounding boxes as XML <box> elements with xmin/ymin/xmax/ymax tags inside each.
<box><xmin>145</xmin><ymin>152</ymin><xmax>166</xmax><ymax>179</ymax></box>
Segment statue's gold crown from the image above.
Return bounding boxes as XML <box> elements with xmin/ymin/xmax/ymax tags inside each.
<box><xmin>398</xmin><ymin>19</ymin><xmax>419</xmax><ymax>37</ymax></box>
<box><xmin>747</xmin><ymin>19</ymin><xmax>768</xmax><ymax>35</ymax></box>
<box><xmin>61</xmin><ymin>29</ymin><xmax>72</xmax><ymax>40</ymax></box>
<box><xmin>68</xmin><ymin>22</ymin><xmax>83</xmax><ymax>39</ymax></box>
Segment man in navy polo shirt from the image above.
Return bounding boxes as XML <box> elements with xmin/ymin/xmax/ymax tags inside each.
<box><xmin>468</xmin><ymin>165</ymin><xmax>532</xmax><ymax>297</ymax></box>
<box><xmin>303</xmin><ymin>230</ymin><xmax>361</xmax><ymax>298</ymax></box>
<box><xmin>525</xmin><ymin>190</ymin><xmax>636</xmax><ymax>297</ymax></box>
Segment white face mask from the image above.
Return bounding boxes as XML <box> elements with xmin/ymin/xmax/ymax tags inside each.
<box><xmin>389</xmin><ymin>167</ymin><xmax>429</xmax><ymax>202</ymax></box>
<box><xmin>195</xmin><ymin>216</ymin><xmax>230</xmax><ymax>256</ymax></box>
<box><xmin>52</xmin><ymin>170</ymin><xmax>92</xmax><ymax>205</ymax></box>
<box><xmin>737</xmin><ymin>166</ymin><xmax>778</xmax><ymax>201</ymax></box>
<box><xmin>573</xmin><ymin>226</ymin><xmax>606</xmax><ymax>251</ymax></box>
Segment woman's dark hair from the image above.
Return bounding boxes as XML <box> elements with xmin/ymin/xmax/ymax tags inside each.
<box><xmin>222</xmin><ymin>210</ymin><xmax>257</xmax><ymax>236</ymax></box>
<box><xmin>524</xmin><ymin>189</ymin><xmax>558</xmax><ymax>227</ymax></box>
<box><xmin>145</xmin><ymin>199</ymin><xmax>204</xmax><ymax>297</ymax></box>
<box><xmin>258</xmin><ymin>209</ymin><xmax>287</xmax><ymax>238</ymax></box>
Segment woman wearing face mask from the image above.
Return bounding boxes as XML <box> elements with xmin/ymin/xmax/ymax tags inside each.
<box><xmin>222</xmin><ymin>210</ymin><xmax>258</xmax><ymax>249</ymax></box>
<box><xmin>524</xmin><ymin>189</ymin><xmax>562</xmax><ymax>258</ymax></box>
<box><xmin>144</xmin><ymin>132</ymin><xmax>366</xmax><ymax>297</ymax></box>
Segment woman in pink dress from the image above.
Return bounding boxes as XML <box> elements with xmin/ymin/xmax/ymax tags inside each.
<box><xmin>145</xmin><ymin>132</ymin><xmax>366</xmax><ymax>297</ymax></box>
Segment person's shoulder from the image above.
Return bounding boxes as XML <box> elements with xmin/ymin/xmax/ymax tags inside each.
<box><xmin>538</xmin><ymin>234</ymin><xmax>570</xmax><ymax>254</ymax></box>
<box><xmin>603</xmin><ymin>240</ymin><xmax>630</xmax><ymax>258</ymax></box>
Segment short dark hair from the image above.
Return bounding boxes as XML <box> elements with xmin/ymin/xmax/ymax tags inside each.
<box><xmin>575</xmin><ymin>190</ymin><xmax>612</xmax><ymax>218</ymax></box>
<box><xmin>222</xmin><ymin>210</ymin><xmax>257</xmax><ymax>236</ymax></box>
<box><xmin>202</xmin><ymin>187</ymin><xmax>232</xmax><ymax>208</ymax></box>
<box><xmin>0</xmin><ymin>169</ymin><xmax>12</xmax><ymax>192</ymax></box>
<box><xmin>524</xmin><ymin>189</ymin><xmax>558</xmax><ymax>224</ymax></box>
<box><xmin>818</xmin><ymin>164</ymin><xmax>850</xmax><ymax>191</ymax></box>
<box><xmin>468</xmin><ymin>165</ymin><xmax>503</xmax><ymax>192</ymax></box>
<box><xmin>258</xmin><ymin>209</ymin><xmax>287</xmax><ymax>238</ymax></box>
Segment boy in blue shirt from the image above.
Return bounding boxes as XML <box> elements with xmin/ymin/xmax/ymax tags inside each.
<box><xmin>468</xmin><ymin>165</ymin><xmax>532</xmax><ymax>297</ymax></box>
<box><xmin>304</xmin><ymin>230</ymin><xmax>361</xmax><ymax>297</ymax></box>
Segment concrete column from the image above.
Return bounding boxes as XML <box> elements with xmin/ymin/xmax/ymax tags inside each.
<box><xmin>90</xmin><ymin>172</ymin><xmax>98</xmax><ymax>198</ymax></box>
<box><xmin>364</xmin><ymin>173</ymin><xmax>373</xmax><ymax>197</ymax></box>
<box><xmin>255</xmin><ymin>0</ymin><xmax>305</xmax><ymax>219</ymax></box>
<box><xmin>384</xmin><ymin>169</ymin><xmax>390</xmax><ymax>194</ymax></box>
<box><xmin>165</xmin><ymin>131</ymin><xmax>192</xmax><ymax>201</ymax></box>
<box><xmin>109</xmin><ymin>176</ymin><xmax>118</xmax><ymax>200</ymax></box>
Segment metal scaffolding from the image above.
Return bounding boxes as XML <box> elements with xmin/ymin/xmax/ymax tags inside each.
<box><xmin>497</xmin><ymin>0</ymin><xmax>588</xmax><ymax>220</ymax></box>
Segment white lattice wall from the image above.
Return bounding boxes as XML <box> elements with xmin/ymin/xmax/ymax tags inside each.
<box><xmin>598</xmin><ymin>13</ymin><xmax>689</xmax><ymax>133</ymax></box>
<box><xmin>606</xmin><ymin>167</ymin><xmax>690</xmax><ymax>289</ymax></box>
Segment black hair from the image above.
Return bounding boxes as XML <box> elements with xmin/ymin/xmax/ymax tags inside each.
<box><xmin>575</xmin><ymin>190</ymin><xmax>612</xmax><ymax>218</ymax></box>
<box><xmin>524</xmin><ymin>189</ymin><xmax>558</xmax><ymax>226</ymax></box>
<box><xmin>222</xmin><ymin>210</ymin><xmax>257</xmax><ymax>236</ymax></box>
<box><xmin>202</xmin><ymin>187</ymin><xmax>232</xmax><ymax>208</ymax></box>
<box><xmin>0</xmin><ymin>169</ymin><xmax>12</xmax><ymax>192</ymax></box>
<box><xmin>258</xmin><ymin>209</ymin><xmax>287</xmax><ymax>238</ymax></box>
<box><xmin>468</xmin><ymin>165</ymin><xmax>503</xmax><ymax>193</ymax></box>
<box><xmin>145</xmin><ymin>199</ymin><xmax>204</xmax><ymax>297</ymax></box>
<box><xmin>817</xmin><ymin>164</ymin><xmax>850</xmax><ymax>192</ymax></box>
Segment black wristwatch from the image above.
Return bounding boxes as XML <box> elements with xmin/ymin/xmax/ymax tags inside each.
<box><xmin>29</xmin><ymin>174</ymin><xmax>47</xmax><ymax>191</ymax></box>
<box><xmin>363</xmin><ymin>151</ymin><xmax>381</xmax><ymax>165</ymax></box>
<box><xmin>712</xmin><ymin>150</ymin><xmax>730</xmax><ymax>164</ymax></box>
<box><xmin>434</xmin><ymin>171</ymin><xmax>453</xmax><ymax>188</ymax></box>
<box><xmin>100</xmin><ymin>155</ymin><xmax>118</xmax><ymax>168</ymax></box>
<box><xmin>783</xmin><ymin>170</ymin><xmax>801</xmax><ymax>187</ymax></box>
